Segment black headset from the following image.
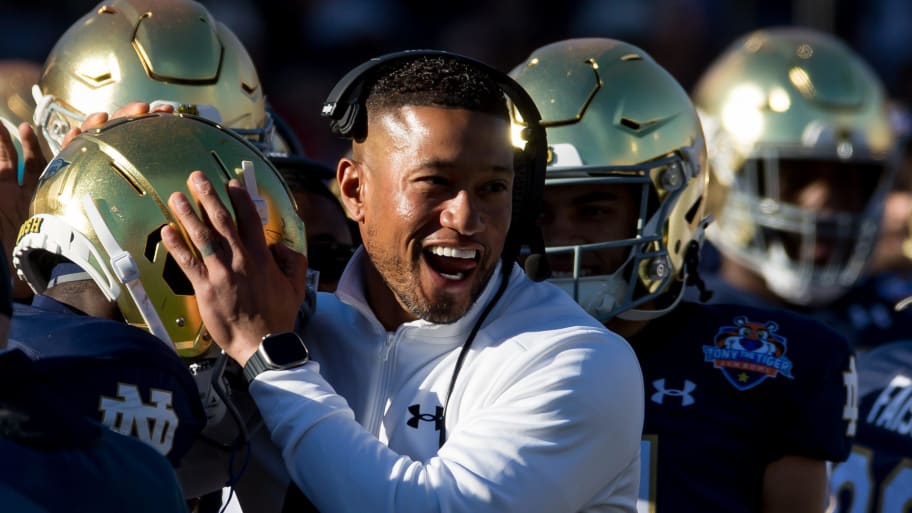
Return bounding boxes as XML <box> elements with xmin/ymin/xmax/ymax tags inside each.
<box><xmin>321</xmin><ymin>49</ymin><xmax>550</xmax><ymax>281</ymax></box>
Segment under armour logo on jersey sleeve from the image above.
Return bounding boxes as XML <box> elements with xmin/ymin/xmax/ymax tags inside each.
<box><xmin>99</xmin><ymin>383</ymin><xmax>178</xmax><ymax>455</ymax></box>
<box><xmin>651</xmin><ymin>378</ymin><xmax>696</xmax><ymax>406</ymax></box>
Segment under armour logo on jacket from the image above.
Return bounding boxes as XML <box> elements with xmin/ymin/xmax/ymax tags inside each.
<box><xmin>651</xmin><ymin>379</ymin><xmax>696</xmax><ymax>406</ymax></box>
<box><xmin>407</xmin><ymin>404</ymin><xmax>444</xmax><ymax>431</ymax></box>
<box><xmin>99</xmin><ymin>383</ymin><xmax>178</xmax><ymax>455</ymax></box>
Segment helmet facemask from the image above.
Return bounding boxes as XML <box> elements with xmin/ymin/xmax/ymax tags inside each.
<box><xmin>543</xmin><ymin>149</ymin><xmax>706</xmax><ymax>323</ymax></box>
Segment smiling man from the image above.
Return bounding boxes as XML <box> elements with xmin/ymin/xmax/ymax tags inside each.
<box><xmin>160</xmin><ymin>52</ymin><xmax>644</xmax><ymax>513</ymax></box>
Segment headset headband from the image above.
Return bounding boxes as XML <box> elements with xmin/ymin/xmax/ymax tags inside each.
<box><xmin>321</xmin><ymin>49</ymin><xmax>542</xmax><ymax>140</ymax></box>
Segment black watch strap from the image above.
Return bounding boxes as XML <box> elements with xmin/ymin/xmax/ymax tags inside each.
<box><xmin>243</xmin><ymin>351</ymin><xmax>271</xmax><ymax>383</ymax></box>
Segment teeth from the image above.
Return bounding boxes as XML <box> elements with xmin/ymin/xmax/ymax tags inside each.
<box><xmin>440</xmin><ymin>272</ymin><xmax>465</xmax><ymax>280</ymax></box>
<box><xmin>428</xmin><ymin>246</ymin><xmax>477</xmax><ymax>259</ymax></box>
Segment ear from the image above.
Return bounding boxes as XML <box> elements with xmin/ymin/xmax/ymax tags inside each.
<box><xmin>338</xmin><ymin>157</ymin><xmax>365</xmax><ymax>222</ymax></box>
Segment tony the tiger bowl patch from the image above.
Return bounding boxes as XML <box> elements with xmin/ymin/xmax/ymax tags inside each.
<box><xmin>703</xmin><ymin>315</ymin><xmax>795</xmax><ymax>391</ymax></box>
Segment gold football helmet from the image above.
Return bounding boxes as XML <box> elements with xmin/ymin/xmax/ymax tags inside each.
<box><xmin>33</xmin><ymin>0</ymin><xmax>271</xmax><ymax>155</ymax></box>
<box><xmin>694</xmin><ymin>27</ymin><xmax>896</xmax><ymax>305</ymax></box>
<box><xmin>13</xmin><ymin>113</ymin><xmax>306</xmax><ymax>359</ymax></box>
<box><xmin>511</xmin><ymin>38</ymin><xmax>709</xmax><ymax>322</ymax></box>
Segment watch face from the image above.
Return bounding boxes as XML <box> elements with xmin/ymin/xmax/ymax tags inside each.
<box><xmin>261</xmin><ymin>332</ymin><xmax>309</xmax><ymax>366</ymax></box>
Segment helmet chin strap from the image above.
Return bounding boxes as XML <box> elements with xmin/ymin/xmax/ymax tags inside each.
<box><xmin>31</xmin><ymin>85</ymin><xmax>84</xmax><ymax>156</ymax></box>
<box><xmin>81</xmin><ymin>194</ymin><xmax>176</xmax><ymax>353</ymax></box>
<box><xmin>31</xmin><ymin>84</ymin><xmax>53</xmax><ymax>131</ymax></box>
<box><xmin>617</xmin><ymin>279</ymin><xmax>690</xmax><ymax>322</ymax></box>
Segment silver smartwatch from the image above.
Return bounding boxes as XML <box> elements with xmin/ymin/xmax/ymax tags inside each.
<box><xmin>242</xmin><ymin>332</ymin><xmax>310</xmax><ymax>383</ymax></box>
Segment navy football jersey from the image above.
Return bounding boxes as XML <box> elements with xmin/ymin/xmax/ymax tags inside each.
<box><xmin>7</xmin><ymin>297</ymin><xmax>206</xmax><ymax>466</ymax></box>
<box><xmin>0</xmin><ymin>349</ymin><xmax>189</xmax><ymax>512</ymax></box>
<box><xmin>829</xmin><ymin>340</ymin><xmax>912</xmax><ymax>513</ymax></box>
<box><xmin>631</xmin><ymin>301</ymin><xmax>857</xmax><ymax>513</ymax></box>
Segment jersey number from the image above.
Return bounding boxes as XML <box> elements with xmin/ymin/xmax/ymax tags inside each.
<box><xmin>829</xmin><ymin>446</ymin><xmax>912</xmax><ymax>513</ymax></box>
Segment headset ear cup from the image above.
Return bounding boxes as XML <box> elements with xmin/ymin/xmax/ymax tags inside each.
<box><xmin>512</xmin><ymin>148</ymin><xmax>528</xmax><ymax>229</ymax></box>
<box><xmin>330</xmin><ymin>102</ymin><xmax>363</xmax><ymax>141</ymax></box>
<box><xmin>506</xmin><ymin>145</ymin><xmax>551</xmax><ymax>282</ymax></box>
<box><xmin>516</xmin><ymin>132</ymin><xmax>550</xmax><ymax>281</ymax></box>
<box><xmin>351</xmin><ymin>104</ymin><xmax>368</xmax><ymax>142</ymax></box>
<box><xmin>501</xmin><ymin>148</ymin><xmax>528</xmax><ymax>264</ymax></box>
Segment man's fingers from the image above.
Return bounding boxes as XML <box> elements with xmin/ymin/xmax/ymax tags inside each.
<box><xmin>61</xmin><ymin>127</ymin><xmax>83</xmax><ymax>150</ymax></box>
<box><xmin>60</xmin><ymin>103</ymin><xmax>172</xmax><ymax>153</ymax></box>
<box><xmin>150</xmin><ymin>103</ymin><xmax>175</xmax><ymax>114</ymax></box>
<box><xmin>160</xmin><ymin>222</ymin><xmax>205</xmax><ymax>284</ymax></box>
<box><xmin>63</xmin><ymin>111</ymin><xmax>109</xmax><ymax>151</ymax></box>
<box><xmin>110</xmin><ymin>100</ymin><xmax>171</xmax><ymax>118</ymax></box>
<box><xmin>168</xmin><ymin>186</ymin><xmax>215</xmax><ymax>254</ymax></box>
<box><xmin>79</xmin><ymin>111</ymin><xmax>109</xmax><ymax>132</ymax></box>
<box><xmin>0</xmin><ymin>121</ymin><xmax>18</xmax><ymax>177</ymax></box>
<box><xmin>19</xmin><ymin>123</ymin><xmax>46</xmax><ymax>190</ymax></box>
<box><xmin>167</xmin><ymin>187</ymin><xmax>223</xmax><ymax>262</ymax></box>
<box><xmin>111</xmin><ymin>101</ymin><xmax>152</xmax><ymax>119</ymax></box>
<box><xmin>187</xmin><ymin>172</ymin><xmax>245</xmax><ymax>254</ymax></box>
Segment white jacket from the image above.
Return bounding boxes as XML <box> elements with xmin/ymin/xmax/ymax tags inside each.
<box><xmin>251</xmin><ymin>251</ymin><xmax>644</xmax><ymax>512</ymax></box>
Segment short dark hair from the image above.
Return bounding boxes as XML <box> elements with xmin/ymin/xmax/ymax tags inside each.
<box><xmin>364</xmin><ymin>56</ymin><xmax>508</xmax><ymax>121</ymax></box>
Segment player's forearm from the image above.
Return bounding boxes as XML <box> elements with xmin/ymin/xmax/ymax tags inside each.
<box><xmin>762</xmin><ymin>456</ymin><xmax>828</xmax><ymax>513</ymax></box>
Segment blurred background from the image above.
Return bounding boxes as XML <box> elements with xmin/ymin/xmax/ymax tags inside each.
<box><xmin>0</xmin><ymin>0</ymin><xmax>910</xmax><ymax>164</ymax></box>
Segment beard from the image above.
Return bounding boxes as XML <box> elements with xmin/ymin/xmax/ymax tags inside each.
<box><xmin>363</xmin><ymin>225</ymin><xmax>495</xmax><ymax>324</ymax></box>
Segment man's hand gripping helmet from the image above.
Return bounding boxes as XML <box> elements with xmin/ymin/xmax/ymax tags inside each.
<box><xmin>511</xmin><ymin>38</ymin><xmax>710</xmax><ymax>323</ymax></box>
<box><xmin>694</xmin><ymin>27</ymin><xmax>896</xmax><ymax>306</ymax></box>
<box><xmin>33</xmin><ymin>0</ymin><xmax>274</xmax><ymax>155</ymax></box>
<box><xmin>13</xmin><ymin>113</ymin><xmax>306</xmax><ymax>359</ymax></box>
